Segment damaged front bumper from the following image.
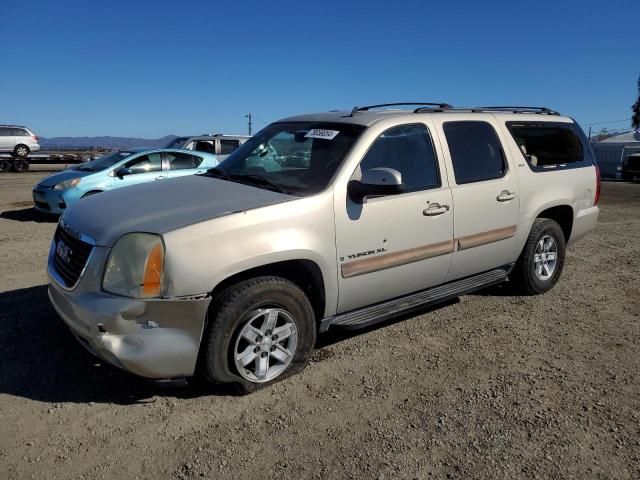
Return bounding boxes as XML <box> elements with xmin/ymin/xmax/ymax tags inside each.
<box><xmin>47</xmin><ymin>244</ymin><xmax>211</xmax><ymax>380</ymax></box>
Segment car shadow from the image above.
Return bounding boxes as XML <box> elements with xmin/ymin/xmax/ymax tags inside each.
<box><xmin>0</xmin><ymin>207</ymin><xmax>58</xmax><ymax>223</ymax></box>
<box><xmin>0</xmin><ymin>285</ymin><xmax>237</xmax><ymax>405</ymax></box>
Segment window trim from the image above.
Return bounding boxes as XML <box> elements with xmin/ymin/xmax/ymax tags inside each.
<box><xmin>505</xmin><ymin>121</ymin><xmax>594</xmax><ymax>173</ymax></box>
<box><xmin>443</xmin><ymin>120</ymin><xmax>508</xmax><ymax>185</ymax></box>
<box><xmin>355</xmin><ymin>122</ymin><xmax>443</xmax><ymax>195</ymax></box>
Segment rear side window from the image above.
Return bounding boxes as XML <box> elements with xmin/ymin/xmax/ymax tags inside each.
<box><xmin>167</xmin><ymin>152</ymin><xmax>203</xmax><ymax>170</ymax></box>
<box><xmin>443</xmin><ymin>121</ymin><xmax>506</xmax><ymax>184</ymax></box>
<box><xmin>506</xmin><ymin>122</ymin><xmax>586</xmax><ymax>170</ymax></box>
<box><xmin>359</xmin><ymin>124</ymin><xmax>441</xmax><ymax>192</ymax></box>
<box><xmin>220</xmin><ymin>139</ymin><xmax>240</xmax><ymax>154</ymax></box>
<box><xmin>11</xmin><ymin>128</ymin><xmax>28</xmax><ymax>136</ymax></box>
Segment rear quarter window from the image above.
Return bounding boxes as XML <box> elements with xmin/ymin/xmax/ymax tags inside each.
<box><xmin>506</xmin><ymin>122</ymin><xmax>593</xmax><ymax>171</ymax></box>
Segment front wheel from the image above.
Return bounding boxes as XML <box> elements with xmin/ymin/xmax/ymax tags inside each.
<box><xmin>202</xmin><ymin>276</ymin><xmax>316</xmax><ymax>393</ymax></box>
<box><xmin>511</xmin><ymin>218</ymin><xmax>566</xmax><ymax>295</ymax></box>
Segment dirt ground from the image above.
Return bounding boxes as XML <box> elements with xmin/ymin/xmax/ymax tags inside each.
<box><xmin>0</xmin><ymin>170</ymin><xmax>638</xmax><ymax>480</ymax></box>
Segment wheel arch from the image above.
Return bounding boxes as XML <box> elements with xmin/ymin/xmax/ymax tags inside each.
<box><xmin>209</xmin><ymin>259</ymin><xmax>327</xmax><ymax>325</ymax></box>
<box><xmin>535</xmin><ymin>204</ymin><xmax>574</xmax><ymax>243</ymax></box>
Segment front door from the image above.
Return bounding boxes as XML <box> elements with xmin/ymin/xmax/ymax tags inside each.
<box><xmin>113</xmin><ymin>152</ymin><xmax>165</xmax><ymax>189</ymax></box>
<box><xmin>334</xmin><ymin>122</ymin><xmax>454</xmax><ymax>313</ymax></box>
<box><xmin>433</xmin><ymin>116</ymin><xmax>520</xmax><ymax>281</ymax></box>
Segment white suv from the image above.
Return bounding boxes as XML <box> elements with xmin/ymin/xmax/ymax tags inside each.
<box><xmin>0</xmin><ymin>124</ymin><xmax>40</xmax><ymax>157</ymax></box>
<box><xmin>47</xmin><ymin>103</ymin><xmax>600</xmax><ymax>392</ymax></box>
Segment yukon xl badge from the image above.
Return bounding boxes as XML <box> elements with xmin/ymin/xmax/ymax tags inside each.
<box><xmin>340</xmin><ymin>247</ymin><xmax>387</xmax><ymax>262</ymax></box>
<box><xmin>56</xmin><ymin>240</ymin><xmax>73</xmax><ymax>264</ymax></box>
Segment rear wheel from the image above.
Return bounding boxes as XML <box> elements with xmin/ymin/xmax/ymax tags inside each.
<box><xmin>14</xmin><ymin>145</ymin><xmax>29</xmax><ymax>157</ymax></box>
<box><xmin>202</xmin><ymin>276</ymin><xmax>316</xmax><ymax>393</ymax></box>
<box><xmin>12</xmin><ymin>160</ymin><xmax>29</xmax><ymax>172</ymax></box>
<box><xmin>511</xmin><ymin>218</ymin><xmax>566</xmax><ymax>295</ymax></box>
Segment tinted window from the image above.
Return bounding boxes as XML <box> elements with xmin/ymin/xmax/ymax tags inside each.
<box><xmin>125</xmin><ymin>153</ymin><xmax>162</xmax><ymax>174</ymax></box>
<box><xmin>220</xmin><ymin>139</ymin><xmax>240</xmax><ymax>155</ymax></box>
<box><xmin>0</xmin><ymin>127</ymin><xmax>11</xmax><ymax>136</ymax></box>
<box><xmin>444</xmin><ymin>121</ymin><xmax>506</xmax><ymax>184</ymax></box>
<box><xmin>359</xmin><ymin>124</ymin><xmax>440</xmax><ymax>191</ymax></box>
<box><xmin>507</xmin><ymin>123</ymin><xmax>583</xmax><ymax>168</ymax></box>
<box><xmin>193</xmin><ymin>141</ymin><xmax>215</xmax><ymax>154</ymax></box>
<box><xmin>167</xmin><ymin>152</ymin><xmax>203</xmax><ymax>170</ymax></box>
<box><xmin>11</xmin><ymin>128</ymin><xmax>28</xmax><ymax>136</ymax></box>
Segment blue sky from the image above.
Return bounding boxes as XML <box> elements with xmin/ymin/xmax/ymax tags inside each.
<box><xmin>0</xmin><ymin>0</ymin><xmax>637</xmax><ymax>138</ymax></box>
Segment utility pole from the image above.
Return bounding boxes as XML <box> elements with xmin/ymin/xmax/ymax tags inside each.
<box><xmin>245</xmin><ymin>113</ymin><xmax>252</xmax><ymax>136</ymax></box>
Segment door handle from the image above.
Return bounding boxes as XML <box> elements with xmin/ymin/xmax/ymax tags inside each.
<box><xmin>155</xmin><ymin>175</ymin><xmax>165</xmax><ymax>180</ymax></box>
<box><xmin>497</xmin><ymin>190</ymin><xmax>517</xmax><ymax>202</ymax></box>
<box><xmin>423</xmin><ymin>203</ymin><xmax>450</xmax><ymax>216</ymax></box>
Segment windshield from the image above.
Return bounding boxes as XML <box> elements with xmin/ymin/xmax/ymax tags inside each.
<box><xmin>210</xmin><ymin>122</ymin><xmax>365</xmax><ymax>196</ymax></box>
<box><xmin>74</xmin><ymin>151</ymin><xmax>135</xmax><ymax>172</ymax></box>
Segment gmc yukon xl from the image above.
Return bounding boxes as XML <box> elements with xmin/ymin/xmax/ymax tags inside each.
<box><xmin>47</xmin><ymin>103</ymin><xmax>600</xmax><ymax>392</ymax></box>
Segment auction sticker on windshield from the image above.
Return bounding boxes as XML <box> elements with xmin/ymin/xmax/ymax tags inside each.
<box><xmin>305</xmin><ymin>129</ymin><xmax>340</xmax><ymax>140</ymax></box>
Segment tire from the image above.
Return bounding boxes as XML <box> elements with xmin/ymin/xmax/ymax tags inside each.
<box><xmin>14</xmin><ymin>145</ymin><xmax>30</xmax><ymax>157</ymax></box>
<box><xmin>511</xmin><ymin>218</ymin><xmax>566</xmax><ymax>295</ymax></box>
<box><xmin>202</xmin><ymin>276</ymin><xmax>316</xmax><ymax>393</ymax></box>
<box><xmin>0</xmin><ymin>160</ymin><xmax>11</xmax><ymax>173</ymax></box>
<box><xmin>12</xmin><ymin>160</ymin><xmax>29</xmax><ymax>172</ymax></box>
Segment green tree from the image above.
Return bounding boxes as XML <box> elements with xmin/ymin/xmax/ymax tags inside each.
<box><xmin>632</xmin><ymin>74</ymin><xmax>640</xmax><ymax>130</ymax></box>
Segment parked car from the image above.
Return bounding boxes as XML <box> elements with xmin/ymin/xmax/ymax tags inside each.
<box><xmin>0</xmin><ymin>124</ymin><xmax>40</xmax><ymax>157</ymax></box>
<box><xmin>621</xmin><ymin>153</ymin><xmax>640</xmax><ymax>182</ymax></box>
<box><xmin>33</xmin><ymin>148</ymin><xmax>217</xmax><ymax>214</ymax></box>
<box><xmin>47</xmin><ymin>104</ymin><xmax>600</xmax><ymax>392</ymax></box>
<box><xmin>166</xmin><ymin>134</ymin><xmax>250</xmax><ymax>160</ymax></box>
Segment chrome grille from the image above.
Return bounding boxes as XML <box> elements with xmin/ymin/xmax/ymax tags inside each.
<box><xmin>52</xmin><ymin>225</ymin><xmax>93</xmax><ymax>288</ymax></box>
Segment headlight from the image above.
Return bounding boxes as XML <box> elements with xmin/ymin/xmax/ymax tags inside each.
<box><xmin>102</xmin><ymin>233</ymin><xmax>165</xmax><ymax>298</ymax></box>
<box><xmin>54</xmin><ymin>178</ymin><xmax>81</xmax><ymax>190</ymax></box>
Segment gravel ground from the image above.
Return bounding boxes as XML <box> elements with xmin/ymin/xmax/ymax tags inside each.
<box><xmin>1</xmin><ymin>171</ymin><xmax>639</xmax><ymax>480</ymax></box>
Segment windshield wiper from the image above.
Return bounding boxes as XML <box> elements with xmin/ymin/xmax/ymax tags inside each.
<box><xmin>230</xmin><ymin>174</ymin><xmax>289</xmax><ymax>194</ymax></box>
<box><xmin>204</xmin><ymin>167</ymin><xmax>231</xmax><ymax>180</ymax></box>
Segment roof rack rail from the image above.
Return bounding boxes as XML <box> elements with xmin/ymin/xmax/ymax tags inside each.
<box><xmin>357</xmin><ymin>102</ymin><xmax>452</xmax><ymax>111</ymax></box>
<box><xmin>471</xmin><ymin>106</ymin><xmax>560</xmax><ymax>115</ymax></box>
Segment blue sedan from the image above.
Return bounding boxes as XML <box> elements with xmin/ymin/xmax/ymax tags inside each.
<box><xmin>32</xmin><ymin>148</ymin><xmax>218</xmax><ymax>214</ymax></box>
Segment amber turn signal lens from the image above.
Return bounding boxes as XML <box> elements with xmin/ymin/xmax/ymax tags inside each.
<box><xmin>142</xmin><ymin>243</ymin><xmax>164</xmax><ymax>296</ymax></box>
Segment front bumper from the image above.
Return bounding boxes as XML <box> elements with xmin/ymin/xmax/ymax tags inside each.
<box><xmin>47</xmin><ymin>241</ymin><xmax>211</xmax><ymax>379</ymax></box>
<box><xmin>32</xmin><ymin>187</ymin><xmax>68</xmax><ymax>214</ymax></box>
<box><xmin>568</xmin><ymin>206</ymin><xmax>599</xmax><ymax>246</ymax></box>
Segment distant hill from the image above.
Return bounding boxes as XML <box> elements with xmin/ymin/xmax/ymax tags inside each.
<box><xmin>40</xmin><ymin>135</ymin><xmax>179</xmax><ymax>149</ymax></box>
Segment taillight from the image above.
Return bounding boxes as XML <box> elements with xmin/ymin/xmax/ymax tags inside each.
<box><xmin>32</xmin><ymin>135</ymin><xmax>39</xmax><ymax>141</ymax></box>
<box><xmin>594</xmin><ymin>164</ymin><xmax>601</xmax><ymax>206</ymax></box>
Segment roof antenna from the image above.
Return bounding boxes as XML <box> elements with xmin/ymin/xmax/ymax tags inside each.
<box><xmin>349</xmin><ymin>106</ymin><xmax>359</xmax><ymax>117</ymax></box>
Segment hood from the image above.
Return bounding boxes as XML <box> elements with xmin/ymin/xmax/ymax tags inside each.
<box><xmin>38</xmin><ymin>168</ymin><xmax>95</xmax><ymax>188</ymax></box>
<box><xmin>61</xmin><ymin>175</ymin><xmax>294</xmax><ymax>246</ymax></box>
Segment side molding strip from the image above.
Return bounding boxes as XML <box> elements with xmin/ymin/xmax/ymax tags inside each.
<box><xmin>341</xmin><ymin>240</ymin><xmax>455</xmax><ymax>278</ymax></box>
<box><xmin>456</xmin><ymin>225</ymin><xmax>518</xmax><ymax>251</ymax></box>
<box><xmin>340</xmin><ymin>225</ymin><xmax>518</xmax><ymax>279</ymax></box>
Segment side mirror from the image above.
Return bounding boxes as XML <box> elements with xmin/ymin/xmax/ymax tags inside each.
<box><xmin>348</xmin><ymin>167</ymin><xmax>404</xmax><ymax>203</ymax></box>
<box><xmin>116</xmin><ymin>167</ymin><xmax>132</xmax><ymax>178</ymax></box>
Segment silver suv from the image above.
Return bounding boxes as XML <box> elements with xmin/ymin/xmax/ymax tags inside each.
<box><xmin>47</xmin><ymin>103</ymin><xmax>600</xmax><ymax>392</ymax></box>
<box><xmin>0</xmin><ymin>124</ymin><xmax>41</xmax><ymax>157</ymax></box>
<box><xmin>166</xmin><ymin>134</ymin><xmax>250</xmax><ymax>161</ymax></box>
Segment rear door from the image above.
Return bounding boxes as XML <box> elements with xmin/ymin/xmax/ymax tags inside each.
<box><xmin>432</xmin><ymin>115</ymin><xmax>520</xmax><ymax>281</ymax></box>
<box><xmin>166</xmin><ymin>151</ymin><xmax>208</xmax><ymax>178</ymax></box>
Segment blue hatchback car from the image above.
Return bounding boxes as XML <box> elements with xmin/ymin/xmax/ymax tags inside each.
<box><xmin>32</xmin><ymin>148</ymin><xmax>218</xmax><ymax>214</ymax></box>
